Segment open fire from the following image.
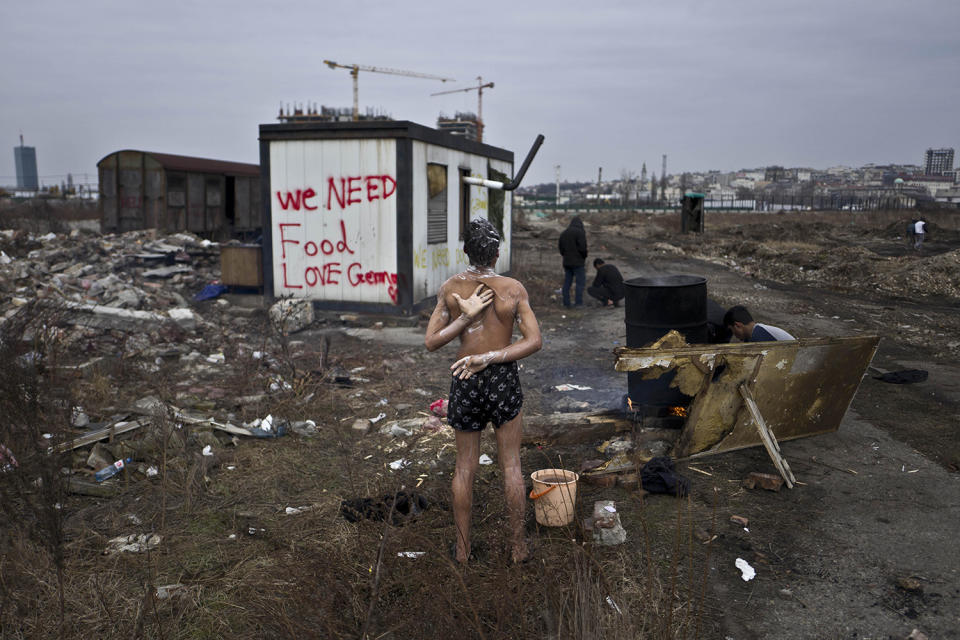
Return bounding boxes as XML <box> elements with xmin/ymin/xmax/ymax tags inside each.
<box><xmin>668</xmin><ymin>406</ymin><xmax>688</xmax><ymax>418</ymax></box>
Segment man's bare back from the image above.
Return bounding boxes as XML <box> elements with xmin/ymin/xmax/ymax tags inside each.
<box><xmin>425</xmin><ymin>265</ymin><xmax>540</xmax><ymax>380</ymax></box>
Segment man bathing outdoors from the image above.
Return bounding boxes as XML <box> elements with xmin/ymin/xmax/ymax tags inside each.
<box><xmin>425</xmin><ymin>218</ymin><xmax>543</xmax><ymax>564</ymax></box>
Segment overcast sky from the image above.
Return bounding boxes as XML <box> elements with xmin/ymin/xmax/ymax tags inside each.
<box><xmin>2</xmin><ymin>0</ymin><xmax>958</xmax><ymax>189</ymax></box>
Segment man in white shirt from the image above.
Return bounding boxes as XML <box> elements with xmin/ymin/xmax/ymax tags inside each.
<box><xmin>914</xmin><ymin>219</ymin><xmax>926</xmax><ymax>250</ymax></box>
<box><xmin>723</xmin><ymin>305</ymin><xmax>796</xmax><ymax>343</ymax></box>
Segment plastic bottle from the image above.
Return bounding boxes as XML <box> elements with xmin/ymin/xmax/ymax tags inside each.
<box><xmin>95</xmin><ymin>458</ymin><xmax>133</xmax><ymax>482</ymax></box>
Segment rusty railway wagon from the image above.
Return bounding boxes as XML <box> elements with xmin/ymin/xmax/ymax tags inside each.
<box><xmin>97</xmin><ymin>150</ymin><xmax>261</xmax><ymax>238</ymax></box>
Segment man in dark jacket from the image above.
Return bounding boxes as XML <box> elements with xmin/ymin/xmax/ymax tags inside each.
<box><xmin>587</xmin><ymin>259</ymin><xmax>624</xmax><ymax>307</ymax></box>
<box><xmin>558</xmin><ymin>216</ymin><xmax>587</xmax><ymax>307</ymax></box>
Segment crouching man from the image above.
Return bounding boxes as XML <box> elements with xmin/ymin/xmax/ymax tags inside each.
<box><xmin>425</xmin><ymin>218</ymin><xmax>543</xmax><ymax>564</ymax></box>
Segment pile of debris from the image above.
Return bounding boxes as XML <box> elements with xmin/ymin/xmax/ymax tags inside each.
<box><xmin>0</xmin><ymin>228</ymin><xmax>224</xmax><ymax>331</ymax></box>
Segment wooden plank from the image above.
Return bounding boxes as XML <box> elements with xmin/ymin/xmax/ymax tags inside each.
<box><xmin>739</xmin><ymin>384</ymin><xmax>796</xmax><ymax>488</ymax></box>
<box><xmin>56</xmin><ymin>418</ymin><xmax>150</xmax><ymax>453</ymax></box>
<box><xmin>616</xmin><ymin>335</ymin><xmax>881</xmax><ymax>458</ymax></box>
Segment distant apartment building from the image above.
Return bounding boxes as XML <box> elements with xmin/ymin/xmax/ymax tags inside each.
<box><xmin>14</xmin><ymin>138</ymin><xmax>38</xmax><ymax>190</ymax></box>
<box><xmin>924</xmin><ymin>148</ymin><xmax>954</xmax><ymax>176</ymax></box>
<box><xmin>436</xmin><ymin>112</ymin><xmax>479</xmax><ymax>141</ymax></box>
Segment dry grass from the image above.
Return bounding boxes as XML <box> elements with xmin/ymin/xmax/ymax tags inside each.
<box><xmin>0</xmin><ymin>220</ymin><xmax>726</xmax><ymax>639</ymax></box>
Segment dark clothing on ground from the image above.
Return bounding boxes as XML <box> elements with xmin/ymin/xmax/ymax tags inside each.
<box><xmin>558</xmin><ymin>217</ymin><xmax>588</xmax><ymax>267</ymax></box>
<box><xmin>563</xmin><ymin>266</ymin><xmax>586</xmax><ymax>307</ymax></box>
<box><xmin>448</xmin><ymin>362</ymin><xmax>523</xmax><ymax>432</ymax></box>
<box><xmin>640</xmin><ymin>457</ymin><xmax>690</xmax><ymax>497</ymax></box>
<box><xmin>587</xmin><ymin>263</ymin><xmax>625</xmax><ymax>305</ymax></box>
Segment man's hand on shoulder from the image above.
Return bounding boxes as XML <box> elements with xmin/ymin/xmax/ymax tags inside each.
<box><xmin>452</xmin><ymin>284</ymin><xmax>494</xmax><ymax>321</ymax></box>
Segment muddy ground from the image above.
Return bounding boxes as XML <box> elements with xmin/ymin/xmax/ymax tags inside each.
<box><xmin>2</xmin><ymin>209</ymin><xmax>959</xmax><ymax>639</ymax></box>
<box><xmin>508</xmin><ymin>209</ymin><xmax>960</xmax><ymax>639</ymax></box>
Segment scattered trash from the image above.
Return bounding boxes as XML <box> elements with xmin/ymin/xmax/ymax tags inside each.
<box><xmin>422</xmin><ymin>416</ymin><xmax>444</xmax><ymax>432</ymax></box>
<box><xmin>478</xmin><ymin>454</ymin><xmax>493</xmax><ymax>465</ymax></box>
<box><xmin>285</xmin><ymin>506</ymin><xmax>312</xmax><ymax>515</ymax></box>
<box><xmin>268</xmin><ymin>375</ymin><xmax>292</xmax><ymax>392</ymax></box>
<box><xmin>202</xmin><ymin>445</ymin><xmax>214</xmax><ymax>457</ymax></box>
<box><xmin>605</xmin><ymin>595</ymin><xmax>622</xmax><ymax>615</ymax></box>
<box><xmin>397</xmin><ymin>551</ymin><xmax>426</xmax><ymax>559</ymax></box>
<box><xmin>194</xmin><ymin>283</ymin><xmax>229</xmax><ymax>301</ymax></box>
<box><xmin>908</xmin><ymin>629</ymin><xmax>929</xmax><ymax>640</ymax></box>
<box><xmin>597</xmin><ymin>437</ymin><xmax>632</xmax><ymax>455</ymax></box>
<box><xmin>145</xmin><ymin>466</ymin><xmax>159</xmax><ymax>477</ymax></box>
<box><xmin>244</xmin><ymin>415</ymin><xmax>287</xmax><ymax>438</ymax></box>
<box><xmin>95</xmin><ymin>458</ymin><xmax>133</xmax><ymax>482</ymax></box>
<box><xmin>388</xmin><ymin>458</ymin><xmax>409</xmax><ymax>470</ymax></box>
<box><xmin>340</xmin><ymin>491</ymin><xmax>429</xmax><ymax>525</ymax></box>
<box><xmin>105</xmin><ymin>533</ymin><xmax>162</xmax><ymax>554</ymax></box>
<box><xmin>735</xmin><ymin>558</ymin><xmax>756</xmax><ymax>581</ymax></box>
<box><xmin>1</xmin><ymin>443</ymin><xmax>19</xmax><ymax>472</ymax></box>
<box><xmin>730</xmin><ymin>515</ymin><xmax>749</xmax><ymax>528</ymax></box>
<box><xmin>429</xmin><ymin>398</ymin><xmax>448</xmax><ymax>417</ymax></box>
<box><xmin>205</xmin><ymin>352</ymin><xmax>225</xmax><ymax>364</ymax></box>
<box><xmin>370</xmin><ymin>412</ymin><xmax>387</xmax><ymax>424</ymax></box>
<box><xmin>71</xmin><ymin>406</ymin><xmax>90</xmax><ymax>428</ymax></box>
<box><xmin>385</xmin><ymin>423</ymin><xmax>412</xmax><ymax>437</ymax></box>
<box><xmin>155</xmin><ymin>584</ymin><xmax>185</xmax><ymax>600</ymax></box>
<box><xmin>377</xmin><ymin>397</ymin><xmax>389</xmax><ymax>406</ymax></box>
<box><xmin>290</xmin><ymin>420</ymin><xmax>318</xmax><ymax>436</ymax></box>
<box><xmin>555</xmin><ymin>384</ymin><xmax>592</xmax><ymax>391</ymax></box>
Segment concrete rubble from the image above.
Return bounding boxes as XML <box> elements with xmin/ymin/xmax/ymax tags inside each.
<box><xmin>585</xmin><ymin>500</ymin><xmax>627</xmax><ymax>546</ymax></box>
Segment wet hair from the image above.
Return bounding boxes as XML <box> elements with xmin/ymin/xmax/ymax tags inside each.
<box><xmin>723</xmin><ymin>305</ymin><xmax>754</xmax><ymax>327</ymax></box>
<box><xmin>593</xmin><ymin>258</ymin><xmax>605</xmax><ymax>267</ymax></box>
<box><xmin>463</xmin><ymin>217</ymin><xmax>501</xmax><ymax>266</ymax></box>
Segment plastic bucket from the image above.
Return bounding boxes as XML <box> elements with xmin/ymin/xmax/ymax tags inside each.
<box><xmin>529</xmin><ymin>469</ymin><xmax>579</xmax><ymax>526</ymax></box>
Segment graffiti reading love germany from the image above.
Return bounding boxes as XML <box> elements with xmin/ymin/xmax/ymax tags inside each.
<box><xmin>274</xmin><ymin>174</ymin><xmax>398</xmax><ymax>303</ymax></box>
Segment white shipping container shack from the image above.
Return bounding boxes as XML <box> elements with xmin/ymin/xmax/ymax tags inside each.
<box><xmin>259</xmin><ymin>121</ymin><xmax>517</xmax><ymax>314</ymax></box>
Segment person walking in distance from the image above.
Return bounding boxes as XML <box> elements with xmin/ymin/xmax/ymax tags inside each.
<box><xmin>558</xmin><ymin>216</ymin><xmax>588</xmax><ymax>307</ymax></box>
<box><xmin>425</xmin><ymin>218</ymin><xmax>543</xmax><ymax>564</ymax></box>
<box><xmin>914</xmin><ymin>218</ymin><xmax>927</xmax><ymax>250</ymax></box>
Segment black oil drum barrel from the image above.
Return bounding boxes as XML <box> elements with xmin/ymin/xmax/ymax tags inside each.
<box><xmin>624</xmin><ymin>275</ymin><xmax>708</xmax><ymax>408</ymax></box>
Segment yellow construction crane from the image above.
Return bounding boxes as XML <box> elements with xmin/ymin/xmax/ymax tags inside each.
<box><xmin>323</xmin><ymin>59</ymin><xmax>455</xmax><ymax>121</ymax></box>
<box><xmin>431</xmin><ymin>76</ymin><xmax>495</xmax><ymax>142</ymax></box>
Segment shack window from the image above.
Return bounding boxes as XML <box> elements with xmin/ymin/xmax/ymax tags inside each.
<box><xmin>459</xmin><ymin>168</ymin><xmax>471</xmax><ymax>240</ymax></box>
<box><xmin>427</xmin><ymin>163</ymin><xmax>447</xmax><ymax>244</ymax></box>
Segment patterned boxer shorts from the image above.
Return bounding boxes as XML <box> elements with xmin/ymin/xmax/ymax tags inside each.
<box><xmin>448</xmin><ymin>361</ymin><xmax>523</xmax><ymax>432</ymax></box>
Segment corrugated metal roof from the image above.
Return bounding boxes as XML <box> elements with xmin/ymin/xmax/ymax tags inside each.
<box><xmin>97</xmin><ymin>150</ymin><xmax>260</xmax><ymax>177</ymax></box>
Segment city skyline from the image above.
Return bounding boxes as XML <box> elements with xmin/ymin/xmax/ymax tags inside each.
<box><xmin>2</xmin><ymin>1</ymin><xmax>958</xmax><ymax>187</ymax></box>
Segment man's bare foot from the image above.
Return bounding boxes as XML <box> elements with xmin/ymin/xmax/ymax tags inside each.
<box><xmin>510</xmin><ymin>538</ymin><xmax>533</xmax><ymax>564</ymax></box>
<box><xmin>454</xmin><ymin>542</ymin><xmax>470</xmax><ymax>564</ymax></box>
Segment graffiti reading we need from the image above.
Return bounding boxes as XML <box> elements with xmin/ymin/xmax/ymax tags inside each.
<box><xmin>275</xmin><ymin>175</ymin><xmax>396</xmax><ymax>211</ymax></box>
<box><xmin>274</xmin><ymin>174</ymin><xmax>399</xmax><ymax>303</ymax></box>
